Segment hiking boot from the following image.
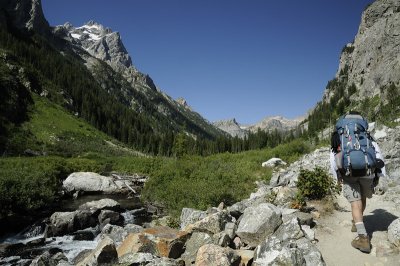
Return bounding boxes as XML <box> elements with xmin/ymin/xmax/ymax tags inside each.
<box><xmin>351</xmin><ymin>220</ymin><xmax>357</xmax><ymax>232</ymax></box>
<box><xmin>351</xmin><ymin>234</ymin><xmax>371</xmax><ymax>253</ymax></box>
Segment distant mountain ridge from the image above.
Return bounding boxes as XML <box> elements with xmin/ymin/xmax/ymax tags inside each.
<box><xmin>214</xmin><ymin>116</ymin><xmax>303</xmax><ymax>138</ymax></box>
<box><xmin>52</xmin><ymin>20</ymin><xmax>225</xmax><ymax>139</ymax></box>
<box><xmin>248</xmin><ymin>116</ymin><xmax>304</xmax><ymax>133</ymax></box>
<box><xmin>213</xmin><ymin>119</ymin><xmax>248</xmax><ymax>138</ymax></box>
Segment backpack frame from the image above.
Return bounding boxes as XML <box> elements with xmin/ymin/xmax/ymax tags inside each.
<box><xmin>335</xmin><ymin>114</ymin><xmax>377</xmax><ymax>177</ymax></box>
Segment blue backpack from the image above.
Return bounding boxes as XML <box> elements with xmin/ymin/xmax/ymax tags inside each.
<box><xmin>335</xmin><ymin>114</ymin><xmax>377</xmax><ymax>177</ymax></box>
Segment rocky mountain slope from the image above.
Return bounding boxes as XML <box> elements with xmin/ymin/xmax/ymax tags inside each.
<box><xmin>0</xmin><ymin>0</ymin><xmax>227</xmax><ymax>157</ymax></box>
<box><xmin>322</xmin><ymin>0</ymin><xmax>400</xmax><ymax>110</ymax></box>
<box><xmin>307</xmin><ymin>0</ymin><xmax>400</xmax><ymax>137</ymax></box>
<box><xmin>52</xmin><ymin>20</ymin><xmax>225</xmax><ymax>139</ymax></box>
<box><xmin>212</xmin><ymin>119</ymin><xmax>248</xmax><ymax>138</ymax></box>
<box><xmin>0</xmin><ymin>0</ymin><xmax>50</xmax><ymax>35</ymax></box>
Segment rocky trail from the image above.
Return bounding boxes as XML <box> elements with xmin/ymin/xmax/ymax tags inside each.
<box><xmin>316</xmin><ymin>193</ymin><xmax>400</xmax><ymax>266</ymax></box>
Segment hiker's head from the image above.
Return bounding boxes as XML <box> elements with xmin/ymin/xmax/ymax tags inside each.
<box><xmin>348</xmin><ymin>110</ymin><xmax>361</xmax><ymax>115</ymax></box>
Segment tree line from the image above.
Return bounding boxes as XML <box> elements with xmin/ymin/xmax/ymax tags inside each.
<box><xmin>0</xmin><ymin>25</ymin><xmax>301</xmax><ymax>157</ymax></box>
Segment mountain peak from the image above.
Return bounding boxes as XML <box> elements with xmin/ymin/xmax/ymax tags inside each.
<box><xmin>213</xmin><ymin>118</ymin><xmax>247</xmax><ymax>138</ymax></box>
<box><xmin>249</xmin><ymin>116</ymin><xmax>303</xmax><ymax>132</ymax></box>
<box><xmin>55</xmin><ymin>21</ymin><xmax>134</xmax><ymax>71</ymax></box>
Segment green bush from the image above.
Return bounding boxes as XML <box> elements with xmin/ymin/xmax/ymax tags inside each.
<box><xmin>0</xmin><ymin>157</ymin><xmax>67</xmax><ymax>216</ymax></box>
<box><xmin>297</xmin><ymin>167</ymin><xmax>339</xmax><ymax>200</ymax></box>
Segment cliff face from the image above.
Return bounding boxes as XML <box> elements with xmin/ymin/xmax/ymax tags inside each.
<box><xmin>325</xmin><ymin>0</ymin><xmax>400</xmax><ymax>102</ymax></box>
<box><xmin>0</xmin><ymin>0</ymin><xmax>50</xmax><ymax>35</ymax></box>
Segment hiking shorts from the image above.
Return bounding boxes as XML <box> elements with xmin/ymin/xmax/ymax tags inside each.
<box><xmin>342</xmin><ymin>177</ymin><xmax>373</xmax><ymax>203</ymax></box>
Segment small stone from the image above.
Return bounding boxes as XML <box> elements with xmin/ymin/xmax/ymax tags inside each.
<box><xmin>311</xmin><ymin>211</ymin><xmax>320</xmax><ymax>219</ymax></box>
<box><xmin>233</xmin><ymin>237</ymin><xmax>242</xmax><ymax>249</ymax></box>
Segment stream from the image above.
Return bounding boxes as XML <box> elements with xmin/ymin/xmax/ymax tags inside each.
<box><xmin>0</xmin><ymin>194</ymin><xmax>152</xmax><ymax>265</ymax></box>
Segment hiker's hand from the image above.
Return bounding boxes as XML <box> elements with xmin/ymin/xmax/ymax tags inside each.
<box><xmin>337</xmin><ymin>178</ymin><xmax>343</xmax><ymax>190</ymax></box>
<box><xmin>373</xmin><ymin>175</ymin><xmax>379</xmax><ymax>187</ymax></box>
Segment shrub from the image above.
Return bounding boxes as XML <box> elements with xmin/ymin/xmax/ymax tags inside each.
<box><xmin>297</xmin><ymin>167</ymin><xmax>339</xmax><ymax>200</ymax></box>
<box><xmin>0</xmin><ymin>157</ymin><xmax>67</xmax><ymax>216</ymax></box>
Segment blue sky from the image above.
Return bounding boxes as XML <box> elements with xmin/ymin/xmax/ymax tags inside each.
<box><xmin>42</xmin><ymin>0</ymin><xmax>372</xmax><ymax>125</ymax></box>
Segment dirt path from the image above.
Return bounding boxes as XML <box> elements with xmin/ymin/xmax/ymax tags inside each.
<box><xmin>315</xmin><ymin>194</ymin><xmax>400</xmax><ymax>266</ymax></box>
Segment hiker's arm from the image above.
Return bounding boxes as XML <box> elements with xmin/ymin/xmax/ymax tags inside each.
<box><xmin>373</xmin><ymin>142</ymin><xmax>386</xmax><ymax>176</ymax></box>
<box><xmin>330</xmin><ymin>150</ymin><xmax>338</xmax><ymax>179</ymax></box>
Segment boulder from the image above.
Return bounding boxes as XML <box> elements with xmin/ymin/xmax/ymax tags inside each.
<box><xmin>273</xmin><ymin>217</ymin><xmax>304</xmax><ymax>242</ymax></box>
<box><xmin>224</xmin><ymin>222</ymin><xmax>237</xmax><ymax>239</ymax></box>
<box><xmin>270</xmin><ymin>148</ymin><xmax>331</xmax><ymax>187</ymax></box>
<box><xmin>119</xmin><ymin>252</ymin><xmax>155</xmax><ymax>265</ymax></box>
<box><xmin>63</xmin><ymin>172</ymin><xmax>121</xmax><ymax>193</ymax></box>
<box><xmin>73</xmin><ymin>210</ymin><xmax>98</xmax><ymax>230</ymax></box>
<box><xmin>140</xmin><ymin>226</ymin><xmax>190</xmax><ymax>258</ymax></box>
<box><xmin>116</xmin><ymin>233</ymin><xmax>144</xmax><ymax>258</ymax></box>
<box><xmin>180</xmin><ymin>208</ymin><xmax>207</xmax><ymax>230</ymax></box>
<box><xmin>227</xmin><ymin>191</ymin><xmax>271</xmax><ymax>219</ymax></box>
<box><xmin>212</xmin><ymin>232</ymin><xmax>231</xmax><ymax>247</ymax></box>
<box><xmin>272</xmin><ymin>186</ymin><xmax>298</xmax><ymax>207</ymax></box>
<box><xmin>124</xmin><ymin>224</ymin><xmax>144</xmax><ymax>234</ymax></box>
<box><xmin>100</xmin><ymin>224</ymin><xmax>128</xmax><ymax>245</ymax></box>
<box><xmin>98</xmin><ymin>210</ymin><xmax>123</xmax><ymax>226</ymax></box>
<box><xmin>78</xmin><ymin>199</ymin><xmax>121</xmax><ymax>213</ymax></box>
<box><xmin>48</xmin><ymin>212</ymin><xmax>75</xmax><ymax>237</ymax></box>
<box><xmin>253</xmin><ymin>236</ymin><xmax>305</xmax><ymax>266</ymax></box>
<box><xmin>150</xmin><ymin>216</ymin><xmax>172</xmax><ymax>227</ymax></box>
<box><xmin>295</xmin><ymin>238</ymin><xmax>325</xmax><ymax>266</ymax></box>
<box><xmin>233</xmin><ymin>236</ymin><xmax>242</xmax><ymax>249</ymax></box>
<box><xmin>72</xmin><ymin>228</ymin><xmax>97</xmax><ymax>241</ymax></box>
<box><xmin>282</xmin><ymin>212</ymin><xmax>314</xmax><ymax>226</ymax></box>
<box><xmin>48</xmin><ymin>209</ymin><xmax>98</xmax><ymax>237</ymax></box>
<box><xmin>301</xmin><ymin>225</ymin><xmax>315</xmax><ymax>241</ymax></box>
<box><xmin>181</xmin><ymin>232</ymin><xmax>213</xmax><ymax>266</ymax></box>
<box><xmin>236</xmin><ymin>203</ymin><xmax>282</xmax><ymax>247</ymax></box>
<box><xmin>194</xmin><ymin>244</ymin><xmax>240</xmax><ymax>266</ymax></box>
<box><xmin>388</xmin><ymin>218</ymin><xmax>400</xmax><ymax>247</ymax></box>
<box><xmin>30</xmin><ymin>251</ymin><xmax>66</xmax><ymax>266</ymax></box>
<box><xmin>76</xmin><ymin>236</ymin><xmax>118</xmax><ymax>266</ymax></box>
<box><xmin>185</xmin><ymin>211</ymin><xmax>233</xmax><ymax>235</ymax></box>
<box><xmin>262</xmin><ymin>158</ymin><xmax>287</xmax><ymax>168</ymax></box>
<box><xmin>234</xmin><ymin>250</ymin><xmax>254</xmax><ymax>266</ymax></box>
<box><xmin>147</xmin><ymin>257</ymin><xmax>184</xmax><ymax>266</ymax></box>
<box><xmin>117</xmin><ymin>226</ymin><xmax>190</xmax><ymax>259</ymax></box>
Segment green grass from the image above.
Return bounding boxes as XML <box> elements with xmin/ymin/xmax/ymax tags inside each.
<box><xmin>12</xmin><ymin>94</ymin><xmax>140</xmax><ymax>157</ymax></box>
<box><xmin>141</xmin><ymin>138</ymin><xmax>312</xmax><ymax>216</ymax></box>
<box><xmin>0</xmin><ymin>138</ymin><xmax>312</xmax><ymax>217</ymax></box>
<box><xmin>28</xmin><ymin>95</ymin><xmax>108</xmax><ymax>144</ymax></box>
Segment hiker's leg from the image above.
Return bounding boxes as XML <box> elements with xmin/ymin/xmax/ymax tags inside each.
<box><xmin>344</xmin><ymin>180</ymin><xmax>367</xmax><ymax>235</ymax></box>
<box><xmin>359</xmin><ymin>178</ymin><xmax>373</xmax><ymax>215</ymax></box>
<box><xmin>361</xmin><ymin>197</ymin><xmax>367</xmax><ymax>214</ymax></box>
<box><xmin>351</xmin><ymin>199</ymin><xmax>364</xmax><ymax>223</ymax></box>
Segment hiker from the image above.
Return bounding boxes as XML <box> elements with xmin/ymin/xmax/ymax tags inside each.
<box><xmin>330</xmin><ymin>112</ymin><xmax>386</xmax><ymax>253</ymax></box>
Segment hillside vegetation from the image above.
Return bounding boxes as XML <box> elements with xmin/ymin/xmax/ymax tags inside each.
<box><xmin>0</xmin><ymin>139</ymin><xmax>311</xmax><ymax>217</ymax></box>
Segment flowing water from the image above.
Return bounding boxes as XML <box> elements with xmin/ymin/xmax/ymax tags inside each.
<box><xmin>0</xmin><ymin>194</ymin><xmax>151</xmax><ymax>265</ymax></box>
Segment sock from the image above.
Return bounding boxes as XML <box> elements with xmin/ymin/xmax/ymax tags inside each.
<box><xmin>355</xmin><ymin>222</ymin><xmax>367</xmax><ymax>236</ymax></box>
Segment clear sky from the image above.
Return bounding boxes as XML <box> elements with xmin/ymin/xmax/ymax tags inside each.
<box><xmin>42</xmin><ymin>0</ymin><xmax>372</xmax><ymax>125</ymax></box>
